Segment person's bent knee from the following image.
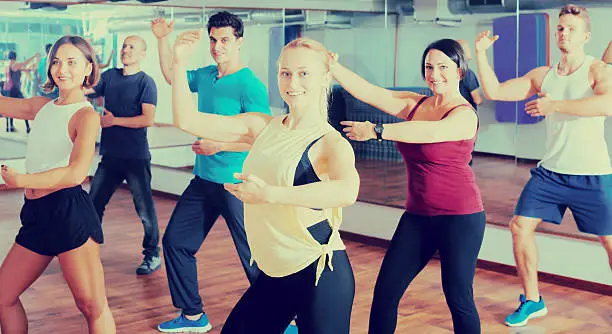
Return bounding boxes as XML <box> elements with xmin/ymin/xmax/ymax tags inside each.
<box><xmin>0</xmin><ymin>295</ymin><xmax>21</xmax><ymax>311</ymax></box>
<box><xmin>74</xmin><ymin>295</ymin><xmax>106</xmax><ymax>321</ymax></box>
<box><xmin>161</xmin><ymin>233</ymin><xmax>178</xmax><ymax>250</ymax></box>
<box><xmin>600</xmin><ymin>236</ymin><xmax>612</xmax><ymax>250</ymax></box>
<box><xmin>509</xmin><ymin>216</ymin><xmax>538</xmax><ymax>237</ymax></box>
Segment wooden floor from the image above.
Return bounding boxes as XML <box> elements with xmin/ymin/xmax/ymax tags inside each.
<box><xmin>0</xmin><ymin>188</ymin><xmax>609</xmax><ymax>333</ymax></box>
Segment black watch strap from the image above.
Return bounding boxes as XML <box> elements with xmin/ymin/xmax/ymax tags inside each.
<box><xmin>374</xmin><ymin>123</ymin><xmax>384</xmax><ymax>141</ymax></box>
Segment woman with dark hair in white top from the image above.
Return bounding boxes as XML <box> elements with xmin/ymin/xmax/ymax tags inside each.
<box><xmin>0</xmin><ymin>35</ymin><xmax>116</xmax><ymax>334</ymax></box>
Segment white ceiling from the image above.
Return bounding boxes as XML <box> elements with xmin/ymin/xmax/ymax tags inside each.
<box><xmin>0</xmin><ymin>0</ymin><xmax>387</xmax><ymax>20</ymax></box>
<box><xmin>0</xmin><ymin>1</ymin><xmax>202</xmax><ymax>20</ymax></box>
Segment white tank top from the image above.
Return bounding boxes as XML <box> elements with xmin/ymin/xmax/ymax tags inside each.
<box><xmin>25</xmin><ymin>100</ymin><xmax>93</xmax><ymax>174</ymax></box>
<box><xmin>242</xmin><ymin>116</ymin><xmax>345</xmax><ymax>285</ymax></box>
<box><xmin>538</xmin><ymin>55</ymin><xmax>612</xmax><ymax>175</ymax></box>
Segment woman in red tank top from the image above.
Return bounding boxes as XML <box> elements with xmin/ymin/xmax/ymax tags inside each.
<box><xmin>330</xmin><ymin>39</ymin><xmax>486</xmax><ymax>334</ymax></box>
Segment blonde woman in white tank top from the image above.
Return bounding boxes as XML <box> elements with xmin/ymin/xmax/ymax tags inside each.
<box><xmin>170</xmin><ymin>31</ymin><xmax>359</xmax><ymax>334</ymax></box>
<box><xmin>475</xmin><ymin>4</ymin><xmax>612</xmax><ymax>328</ymax></box>
<box><xmin>0</xmin><ymin>36</ymin><xmax>116</xmax><ymax>333</ymax></box>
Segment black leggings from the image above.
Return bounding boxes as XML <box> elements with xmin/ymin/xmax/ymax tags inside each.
<box><xmin>4</xmin><ymin>88</ymin><xmax>29</xmax><ymax>132</ymax></box>
<box><xmin>222</xmin><ymin>221</ymin><xmax>355</xmax><ymax>334</ymax></box>
<box><xmin>369</xmin><ymin>211</ymin><xmax>486</xmax><ymax>334</ymax></box>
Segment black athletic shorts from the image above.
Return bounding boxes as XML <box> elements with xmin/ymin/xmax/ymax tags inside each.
<box><xmin>16</xmin><ymin>186</ymin><xmax>104</xmax><ymax>256</ymax></box>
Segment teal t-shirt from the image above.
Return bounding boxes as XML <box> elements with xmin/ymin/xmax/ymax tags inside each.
<box><xmin>187</xmin><ymin>65</ymin><xmax>271</xmax><ymax>184</ymax></box>
<box><xmin>37</xmin><ymin>56</ymin><xmax>47</xmax><ymax>83</ymax></box>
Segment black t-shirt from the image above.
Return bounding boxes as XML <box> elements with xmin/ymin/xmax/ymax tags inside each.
<box><xmin>459</xmin><ymin>69</ymin><xmax>480</xmax><ymax>110</ymax></box>
<box><xmin>93</xmin><ymin>68</ymin><xmax>157</xmax><ymax>159</ymax></box>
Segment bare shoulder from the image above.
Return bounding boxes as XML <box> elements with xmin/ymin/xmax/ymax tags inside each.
<box><xmin>451</xmin><ymin>105</ymin><xmax>478</xmax><ymax>117</ymax></box>
<box><xmin>527</xmin><ymin>66</ymin><xmax>552</xmax><ymax>80</ymax></box>
<box><xmin>444</xmin><ymin>106</ymin><xmax>478</xmax><ymax>130</ymax></box>
<box><xmin>526</xmin><ymin>66</ymin><xmax>552</xmax><ymax>92</ymax></box>
<box><xmin>393</xmin><ymin>91</ymin><xmax>427</xmax><ymax>100</ymax></box>
<box><xmin>590</xmin><ymin>58</ymin><xmax>609</xmax><ymax>69</ymax></box>
<box><xmin>71</xmin><ymin>106</ymin><xmax>100</xmax><ymax>129</ymax></box>
<box><xmin>590</xmin><ymin>59</ymin><xmax>612</xmax><ymax>77</ymax></box>
<box><xmin>30</xmin><ymin>96</ymin><xmax>53</xmax><ymax>112</ymax></box>
<box><xmin>237</xmin><ymin>112</ymin><xmax>274</xmax><ymax>126</ymax></box>
<box><xmin>320</xmin><ymin>130</ymin><xmax>354</xmax><ymax>158</ymax></box>
<box><xmin>74</xmin><ymin>106</ymin><xmax>99</xmax><ymax>119</ymax></box>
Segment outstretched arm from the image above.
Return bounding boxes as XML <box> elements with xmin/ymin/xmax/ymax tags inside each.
<box><xmin>171</xmin><ymin>30</ymin><xmax>270</xmax><ymax>144</ymax></box>
<box><xmin>97</xmin><ymin>49</ymin><xmax>114</xmax><ymax>69</ymax></box>
<box><xmin>329</xmin><ymin>54</ymin><xmax>424</xmax><ymax>118</ymax></box>
<box><xmin>11</xmin><ymin>53</ymin><xmax>39</xmax><ymax>71</ymax></box>
<box><xmin>342</xmin><ymin>106</ymin><xmax>478</xmax><ymax>144</ymax></box>
<box><xmin>474</xmin><ymin>31</ymin><xmax>547</xmax><ymax>101</ymax></box>
<box><xmin>0</xmin><ymin>95</ymin><xmax>49</xmax><ymax>120</ymax></box>
<box><xmin>152</xmin><ymin>17</ymin><xmax>175</xmax><ymax>85</ymax></box>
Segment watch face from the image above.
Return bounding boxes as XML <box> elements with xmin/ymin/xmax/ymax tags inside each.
<box><xmin>375</xmin><ymin>124</ymin><xmax>383</xmax><ymax>134</ymax></box>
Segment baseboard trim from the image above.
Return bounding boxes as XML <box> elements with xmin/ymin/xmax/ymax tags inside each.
<box><xmin>339</xmin><ymin>231</ymin><xmax>611</xmax><ymax>296</ymax></box>
<box><xmin>340</xmin><ymin>230</ymin><xmax>391</xmax><ymax>248</ymax></box>
<box><xmin>472</xmin><ymin>151</ymin><xmax>539</xmax><ymax>165</ymax></box>
<box><xmin>151</xmin><ymin>188</ymin><xmax>181</xmax><ymax>200</ymax></box>
<box><xmin>475</xmin><ymin>259</ymin><xmax>612</xmax><ymax>296</ymax></box>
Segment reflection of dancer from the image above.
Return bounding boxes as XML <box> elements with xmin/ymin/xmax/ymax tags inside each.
<box><xmin>86</xmin><ymin>35</ymin><xmax>161</xmax><ymax>275</ymax></box>
<box><xmin>37</xmin><ymin>43</ymin><xmax>59</xmax><ymax>100</ymax></box>
<box><xmin>153</xmin><ymin>12</ymin><xmax>271</xmax><ymax>333</ymax></box>
<box><xmin>0</xmin><ymin>35</ymin><xmax>116</xmax><ymax>333</ymax></box>
<box><xmin>97</xmin><ymin>49</ymin><xmax>114</xmax><ymax>70</ymax></box>
<box><xmin>171</xmin><ymin>32</ymin><xmax>359</xmax><ymax>334</ymax></box>
<box><xmin>4</xmin><ymin>50</ymin><xmax>38</xmax><ymax>133</ymax></box>
<box><xmin>475</xmin><ymin>4</ymin><xmax>612</xmax><ymax>327</ymax></box>
<box><xmin>332</xmin><ymin>38</ymin><xmax>485</xmax><ymax>334</ymax></box>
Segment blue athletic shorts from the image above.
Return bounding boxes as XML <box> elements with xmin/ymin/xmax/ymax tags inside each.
<box><xmin>514</xmin><ymin>166</ymin><xmax>612</xmax><ymax>236</ymax></box>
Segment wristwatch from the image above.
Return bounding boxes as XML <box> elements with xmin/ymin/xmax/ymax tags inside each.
<box><xmin>374</xmin><ymin>123</ymin><xmax>384</xmax><ymax>142</ymax></box>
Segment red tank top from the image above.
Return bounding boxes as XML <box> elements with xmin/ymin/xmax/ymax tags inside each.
<box><xmin>395</xmin><ymin>96</ymin><xmax>483</xmax><ymax>216</ymax></box>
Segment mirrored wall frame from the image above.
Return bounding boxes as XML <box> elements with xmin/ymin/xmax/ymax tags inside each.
<box><xmin>311</xmin><ymin>0</ymin><xmax>605</xmax><ymax>242</ymax></box>
<box><xmin>0</xmin><ymin>0</ymin><xmax>608</xmax><ymax>244</ymax></box>
<box><xmin>0</xmin><ymin>1</ymin><xmax>208</xmax><ymax>169</ymax></box>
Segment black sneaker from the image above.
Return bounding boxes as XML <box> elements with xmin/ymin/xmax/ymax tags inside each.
<box><xmin>136</xmin><ymin>256</ymin><xmax>161</xmax><ymax>275</ymax></box>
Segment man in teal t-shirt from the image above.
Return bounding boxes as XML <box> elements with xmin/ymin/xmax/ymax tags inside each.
<box><xmin>186</xmin><ymin>65</ymin><xmax>269</xmax><ymax>184</ymax></box>
<box><xmin>153</xmin><ymin>11</ymin><xmax>271</xmax><ymax>333</ymax></box>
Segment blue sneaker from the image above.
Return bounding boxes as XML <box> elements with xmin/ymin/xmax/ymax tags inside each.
<box><xmin>157</xmin><ymin>312</ymin><xmax>212</xmax><ymax>333</ymax></box>
<box><xmin>504</xmin><ymin>294</ymin><xmax>548</xmax><ymax>327</ymax></box>
<box><xmin>284</xmin><ymin>324</ymin><xmax>298</xmax><ymax>334</ymax></box>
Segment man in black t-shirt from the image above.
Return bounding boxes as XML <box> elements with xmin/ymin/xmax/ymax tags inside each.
<box><xmin>87</xmin><ymin>35</ymin><xmax>161</xmax><ymax>275</ymax></box>
<box><xmin>457</xmin><ymin>39</ymin><xmax>483</xmax><ymax>110</ymax></box>
<box><xmin>457</xmin><ymin>39</ymin><xmax>483</xmax><ymax>166</ymax></box>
